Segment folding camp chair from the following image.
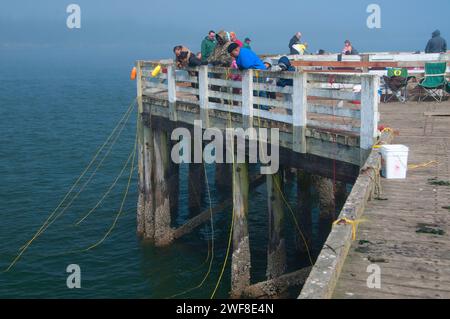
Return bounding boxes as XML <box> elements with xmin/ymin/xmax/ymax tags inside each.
<box><xmin>418</xmin><ymin>62</ymin><xmax>447</xmax><ymax>102</ymax></box>
<box><xmin>383</xmin><ymin>68</ymin><xmax>413</xmax><ymax>103</ymax></box>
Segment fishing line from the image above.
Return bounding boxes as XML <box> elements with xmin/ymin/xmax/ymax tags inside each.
<box><xmin>17</xmin><ymin>101</ymin><xmax>136</xmax><ymax>252</ymax></box>
<box><xmin>31</xmin><ymin>102</ymin><xmax>136</xmax><ymax>234</ymax></box>
<box><xmin>210</xmin><ymin>67</ymin><xmax>236</xmax><ymax>299</ymax></box>
<box><xmin>166</xmin><ymin>163</ymin><xmax>215</xmax><ymax>299</ymax></box>
<box><xmin>254</xmin><ymin>70</ymin><xmax>314</xmax><ymax>266</ymax></box>
<box><xmin>5</xmin><ymin>99</ymin><xmax>136</xmax><ymax>272</ymax></box>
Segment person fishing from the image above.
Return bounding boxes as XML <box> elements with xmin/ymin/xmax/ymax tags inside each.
<box><xmin>289</xmin><ymin>32</ymin><xmax>302</xmax><ymax>55</ymax></box>
<box><xmin>425</xmin><ymin>30</ymin><xmax>447</xmax><ymax>53</ymax></box>
<box><xmin>227</xmin><ymin>42</ymin><xmax>266</xmax><ymax>70</ymax></box>
<box><xmin>342</xmin><ymin>40</ymin><xmax>358</xmax><ymax>55</ymax></box>
<box><xmin>173</xmin><ymin>45</ymin><xmax>205</xmax><ymax>68</ymax></box>
<box><xmin>207</xmin><ymin>30</ymin><xmax>234</xmax><ymax>67</ymax></box>
<box><xmin>201</xmin><ymin>30</ymin><xmax>217</xmax><ymax>62</ymax></box>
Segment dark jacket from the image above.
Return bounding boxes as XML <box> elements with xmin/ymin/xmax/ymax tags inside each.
<box><xmin>425</xmin><ymin>30</ymin><xmax>447</xmax><ymax>53</ymax></box>
<box><xmin>276</xmin><ymin>56</ymin><xmax>295</xmax><ymax>87</ymax></box>
<box><xmin>289</xmin><ymin>35</ymin><xmax>301</xmax><ymax>55</ymax></box>
<box><xmin>176</xmin><ymin>47</ymin><xmax>203</xmax><ymax>68</ymax></box>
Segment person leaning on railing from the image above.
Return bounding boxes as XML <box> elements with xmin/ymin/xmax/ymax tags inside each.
<box><xmin>173</xmin><ymin>45</ymin><xmax>208</xmax><ymax>101</ymax></box>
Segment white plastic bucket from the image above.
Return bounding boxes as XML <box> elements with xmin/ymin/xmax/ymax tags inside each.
<box><xmin>380</xmin><ymin>145</ymin><xmax>409</xmax><ymax>179</ymax></box>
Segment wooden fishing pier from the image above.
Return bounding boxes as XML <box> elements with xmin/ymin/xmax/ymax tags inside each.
<box><xmin>135</xmin><ymin>51</ymin><xmax>450</xmax><ymax>298</ymax></box>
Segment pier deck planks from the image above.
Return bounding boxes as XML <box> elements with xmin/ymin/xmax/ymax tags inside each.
<box><xmin>333</xmin><ymin>100</ymin><xmax>450</xmax><ymax>299</ymax></box>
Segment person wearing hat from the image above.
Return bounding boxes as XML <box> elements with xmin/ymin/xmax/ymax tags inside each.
<box><xmin>227</xmin><ymin>42</ymin><xmax>266</xmax><ymax>70</ymax></box>
<box><xmin>243</xmin><ymin>38</ymin><xmax>252</xmax><ymax>50</ymax></box>
<box><xmin>207</xmin><ymin>30</ymin><xmax>234</xmax><ymax>67</ymax></box>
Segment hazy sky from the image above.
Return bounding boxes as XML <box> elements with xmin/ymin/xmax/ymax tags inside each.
<box><xmin>1</xmin><ymin>0</ymin><xmax>449</xmax><ymax>65</ymax></box>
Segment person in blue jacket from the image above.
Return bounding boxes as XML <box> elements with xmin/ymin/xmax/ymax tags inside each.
<box><xmin>227</xmin><ymin>43</ymin><xmax>266</xmax><ymax>70</ymax></box>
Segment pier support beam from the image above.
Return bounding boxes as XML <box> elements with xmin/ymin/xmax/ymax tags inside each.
<box><xmin>153</xmin><ymin>129</ymin><xmax>174</xmax><ymax>246</ymax></box>
<box><xmin>168</xmin><ymin>150</ymin><xmax>179</xmax><ymax>216</ymax></box>
<box><xmin>188</xmin><ymin>162</ymin><xmax>205</xmax><ymax>214</ymax></box>
<box><xmin>215</xmin><ymin>163</ymin><xmax>231</xmax><ymax>192</ymax></box>
<box><xmin>296</xmin><ymin>170</ymin><xmax>312</xmax><ymax>253</ymax></box>
<box><xmin>312</xmin><ymin>175</ymin><xmax>335</xmax><ymax>219</ymax></box>
<box><xmin>266</xmin><ymin>171</ymin><xmax>287</xmax><ymax>280</ymax></box>
<box><xmin>142</xmin><ymin>120</ymin><xmax>155</xmax><ymax>240</ymax></box>
<box><xmin>231</xmin><ymin>162</ymin><xmax>251</xmax><ymax>298</ymax></box>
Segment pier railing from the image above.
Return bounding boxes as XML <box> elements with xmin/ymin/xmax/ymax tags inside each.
<box><xmin>138</xmin><ymin>61</ymin><xmax>380</xmax><ymax>150</ymax></box>
<box><xmin>269</xmin><ymin>52</ymin><xmax>450</xmax><ymax>75</ymax></box>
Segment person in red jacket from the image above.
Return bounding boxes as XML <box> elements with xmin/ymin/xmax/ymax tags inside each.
<box><xmin>230</xmin><ymin>32</ymin><xmax>243</xmax><ymax>47</ymax></box>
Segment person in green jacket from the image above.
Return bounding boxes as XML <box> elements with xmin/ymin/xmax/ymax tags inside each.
<box><xmin>243</xmin><ymin>37</ymin><xmax>252</xmax><ymax>50</ymax></box>
<box><xmin>201</xmin><ymin>30</ymin><xmax>217</xmax><ymax>62</ymax></box>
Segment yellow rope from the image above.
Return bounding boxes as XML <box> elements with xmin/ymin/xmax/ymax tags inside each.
<box><xmin>167</xmin><ymin>164</ymin><xmax>215</xmax><ymax>299</ymax></box>
<box><xmin>80</xmin><ymin>133</ymin><xmax>137</xmax><ymax>252</ymax></box>
<box><xmin>210</xmin><ymin>67</ymin><xmax>236</xmax><ymax>299</ymax></box>
<box><xmin>75</xmin><ymin>143</ymin><xmax>136</xmax><ymax>225</ymax></box>
<box><xmin>332</xmin><ymin>218</ymin><xmax>366</xmax><ymax>241</ymax></box>
<box><xmin>27</xmin><ymin>102</ymin><xmax>136</xmax><ymax>237</ymax></box>
<box><xmin>254</xmin><ymin>71</ymin><xmax>314</xmax><ymax>266</ymax></box>
<box><xmin>408</xmin><ymin>160</ymin><xmax>439</xmax><ymax>170</ymax></box>
<box><xmin>4</xmin><ymin>100</ymin><xmax>136</xmax><ymax>272</ymax></box>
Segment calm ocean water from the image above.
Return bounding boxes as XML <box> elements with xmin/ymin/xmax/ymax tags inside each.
<box><xmin>0</xmin><ymin>55</ymin><xmax>341</xmax><ymax>299</ymax></box>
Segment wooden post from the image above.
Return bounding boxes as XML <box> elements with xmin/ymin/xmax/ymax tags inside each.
<box><xmin>142</xmin><ymin>109</ymin><xmax>155</xmax><ymax>240</ymax></box>
<box><xmin>136</xmin><ymin>61</ymin><xmax>147</xmax><ymax>237</ymax></box>
<box><xmin>361</xmin><ymin>54</ymin><xmax>370</xmax><ymax>73</ymax></box>
<box><xmin>292</xmin><ymin>72</ymin><xmax>307</xmax><ymax>153</ymax></box>
<box><xmin>242</xmin><ymin>69</ymin><xmax>254</xmax><ymax>129</ymax></box>
<box><xmin>215</xmin><ymin>142</ymin><xmax>231</xmax><ymax>193</ymax></box>
<box><xmin>137</xmin><ymin>64</ymin><xmax>157</xmax><ymax>241</ymax></box>
<box><xmin>360</xmin><ymin>75</ymin><xmax>379</xmax><ymax>150</ymax></box>
<box><xmin>215</xmin><ymin>163</ymin><xmax>231</xmax><ymax>193</ymax></box>
<box><xmin>312</xmin><ymin>175</ymin><xmax>335</xmax><ymax>216</ymax></box>
<box><xmin>266</xmin><ymin>171</ymin><xmax>287</xmax><ymax>280</ymax></box>
<box><xmin>296</xmin><ymin>169</ymin><xmax>312</xmax><ymax>252</ymax></box>
<box><xmin>167</xmin><ymin>64</ymin><xmax>177</xmax><ymax>121</ymax></box>
<box><xmin>188</xmin><ymin>162</ymin><xmax>205</xmax><ymax>214</ymax></box>
<box><xmin>231</xmin><ymin>162</ymin><xmax>251</xmax><ymax>298</ymax></box>
<box><xmin>168</xmin><ymin>139</ymin><xmax>180</xmax><ymax>216</ymax></box>
<box><xmin>152</xmin><ymin>128</ymin><xmax>174</xmax><ymax>246</ymax></box>
<box><xmin>198</xmin><ymin>65</ymin><xmax>209</xmax><ymax>127</ymax></box>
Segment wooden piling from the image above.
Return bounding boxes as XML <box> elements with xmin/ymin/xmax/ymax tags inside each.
<box><xmin>266</xmin><ymin>171</ymin><xmax>287</xmax><ymax>280</ymax></box>
<box><xmin>215</xmin><ymin>163</ymin><xmax>231</xmax><ymax>192</ymax></box>
<box><xmin>296</xmin><ymin>169</ymin><xmax>312</xmax><ymax>252</ymax></box>
<box><xmin>312</xmin><ymin>175</ymin><xmax>335</xmax><ymax>219</ymax></box>
<box><xmin>168</xmin><ymin>145</ymin><xmax>179</xmax><ymax>216</ymax></box>
<box><xmin>134</xmin><ymin>89</ymin><xmax>157</xmax><ymax>241</ymax></box>
<box><xmin>142</xmin><ymin>118</ymin><xmax>155</xmax><ymax>240</ymax></box>
<box><xmin>152</xmin><ymin>128</ymin><xmax>174</xmax><ymax>246</ymax></box>
<box><xmin>231</xmin><ymin>162</ymin><xmax>251</xmax><ymax>298</ymax></box>
<box><xmin>188</xmin><ymin>162</ymin><xmax>205</xmax><ymax>214</ymax></box>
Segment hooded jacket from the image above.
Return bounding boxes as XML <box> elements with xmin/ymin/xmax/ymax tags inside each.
<box><xmin>207</xmin><ymin>31</ymin><xmax>234</xmax><ymax>67</ymax></box>
<box><xmin>201</xmin><ymin>36</ymin><xmax>216</xmax><ymax>62</ymax></box>
<box><xmin>289</xmin><ymin>35</ymin><xmax>301</xmax><ymax>55</ymax></box>
<box><xmin>235</xmin><ymin>48</ymin><xmax>267</xmax><ymax>70</ymax></box>
<box><xmin>425</xmin><ymin>30</ymin><xmax>447</xmax><ymax>53</ymax></box>
<box><xmin>276</xmin><ymin>56</ymin><xmax>295</xmax><ymax>87</ymax></box>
